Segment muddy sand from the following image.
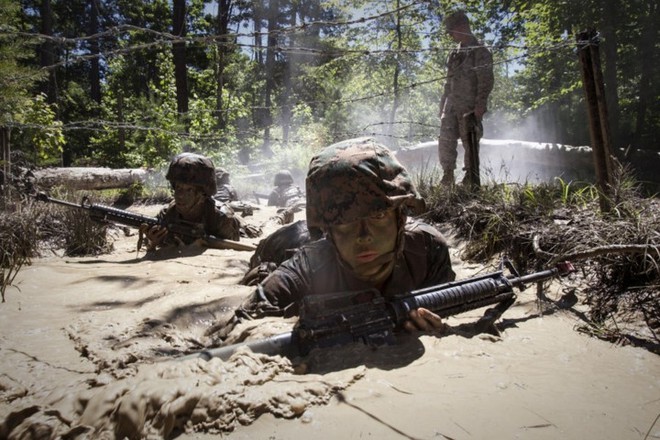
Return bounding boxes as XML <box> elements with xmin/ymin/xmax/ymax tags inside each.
<box><xmin>1</xmin><ymin>204</ymin><xmax>658</xmax><ymax>439</ymax></box>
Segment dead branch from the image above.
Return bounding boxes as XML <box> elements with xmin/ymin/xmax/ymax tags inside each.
<box><xmin>533</xmin><ymin>234</ymin><xmax>660</xmax><ymax>264</ymax></box>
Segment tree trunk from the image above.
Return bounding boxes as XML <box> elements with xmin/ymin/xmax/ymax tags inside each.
<box><xmin>117</xmin><ymin>91</ymin><xmax>126</xmax><ymax>154</ymax></box>
<box><xmin>600</xmin><ymin>0</ymin><xmax>620</xmax><ymax>148</ymax></box>
<box><xmin>388</xmin><ymin>0</ymin><xmax>402</xmax><ymax>146</ymax></box>
<box><xmin>281</xmin><ymin>3</ymin><xmax>297</xmax><ymax>145</ymax></box>
<box><xmin>215</xmin><ymin>0</ymin><xmax>233</xmax><ymax>130</ymax></box>
<box><xmin>633</xmin><ymin>0</ymin><xmax>657</xmax><ymax>149</ymax></box>
<box><xmin>39</xmin><ymin>0</ymin><xmax>57</xmax><ymax>105</ymax></box>
<box><xmin>33</xmin><ymin>167</ymin><xmax>156</xmax><ymax>191</ymax></box>
<box><xmin>263</xmin><ymin>0</ymin><xmax>279</xmax><ymax>155</ymax></box>
<box><xmin>576</xmin><ymin>30</ymin><xmax>614</xmax><ymax>213</ymax></box>
<box><xmin>253</xmin><ymin>3</ymin><xmax>263</xmax><ymax>65</ymax></box>
<box><xmin>173</xmin><ymin>0</ymin><xmax>189</xmax><ymax>131</ymax></box>
<box><xmin>89</xmin><ymin>0</ymin><xmax>102</xmax><ymax>104</ymax></box>
<box><xmin>1</xmin><ymin>127</ymin><xmax>10</xmax><ymax>196</ymax></box>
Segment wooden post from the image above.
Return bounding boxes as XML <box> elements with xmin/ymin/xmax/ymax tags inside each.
<box><xmin>576</xmin><ymin>30</ymin><xmax>614</xmax><ymax>213</ymax></box>
<box><xmin>1</xmin><ymin>126</ymin><xmax>10</xmax><ymax>199</ymax></box>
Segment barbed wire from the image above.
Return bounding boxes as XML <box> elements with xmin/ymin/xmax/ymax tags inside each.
<box><xmin>4</xmin><ymin>36</ymin><xmax>575</xmax><ymax>140</ymax></box>
<box><xmin>0</xmin><ymin>0</ymin><xmax>586</xmax><ymax>71</ymax></box>
<box><xmin>0</xmin><ymin>2</ymin><xmax>591</xmax><ymax>151</ymax></box>
<box><xmin>2</xmin><ymin>1</ymin><xmax>427</xmax><ymax>47</ymax></box>
<box><xmin>5</xmin><ymin>119</ymin><xmax>436</xmax><ymax>148</ymax></box>
<box><xmin>0</xmin><ymin>27</ymin><xmax>580</xmax><ymax>65</ymax></box>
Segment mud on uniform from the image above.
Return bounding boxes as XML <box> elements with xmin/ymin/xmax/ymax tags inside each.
<box><xmin>156</xmin><ymin>197</ymin><xmax>241</xmax><ymax>245</ymax></box>
<box><xmin>438</xmin><ymin>35</ymin><xmax>494</xmax><ymax>173</ymax></box>
<box><xmin>235</xmin><ymin>218</ymin><xmax>455</xmax><ymax>318</ymax></box>
<box><xmin>147</xmin><ymin>153</ymin><xmax>243</xmax><ymax>248</ymax></box>
<box><xmin>267</xmin><ymin>184</ymin><xmax>304</xmax><ymax>208</ymax></box>
<box><xmin>213</xmin><ymin>184</ymin><xmax>239</xmax><ymax>203</ymax></box>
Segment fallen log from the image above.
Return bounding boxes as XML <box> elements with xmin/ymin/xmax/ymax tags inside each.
<box><xmin>32</xmin><ymin>167</ymin><xmax>156</xmax><ymax>191</ymax></box>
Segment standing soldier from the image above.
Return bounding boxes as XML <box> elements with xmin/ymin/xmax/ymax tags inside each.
<box><xmin>142</xmin><ymin>153</ymin><xmax>242</xmax><ymax>249</ymax></box>
<box><xmin>438</xmin><ymin>10</ymin><xmax>494</xmax><ymax>187</ymax></box>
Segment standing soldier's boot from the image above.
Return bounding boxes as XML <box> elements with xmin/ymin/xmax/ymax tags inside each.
<box><xmin>441</xmin><ymin>169</ymin><xmax>454</xmax><ymax>187</ymax></box>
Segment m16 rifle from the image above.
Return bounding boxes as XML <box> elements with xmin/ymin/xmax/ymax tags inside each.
<box><xmin>181</xmin><ymin>260</ymin><xmax>575</xmax><ymax>361</ymax></box>
<box><xmin>463</xmin><ymin>111</ymin><xmax>481</xmax><ymax>189</ymax></box>
<box><xmin>35</xmin><ymin>192</ymin><xmax>256</xmax><ymax>252</ymax></box>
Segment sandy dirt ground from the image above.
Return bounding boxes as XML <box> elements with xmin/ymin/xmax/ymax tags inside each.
<box><xmin>1</xmin><ymin>204</ymin><xmax>659</xmax><ymax>440</ymax></box>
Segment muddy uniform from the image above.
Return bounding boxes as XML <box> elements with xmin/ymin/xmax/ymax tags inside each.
<box><xmin>438</xmin><ymin>35</ymin><xmax>494</xmax><ymax>173</ymax></box>
<box><xmin>267</xmin><ymin>185</ymin><xmax>304</xmax><ymax>208</ymax></box>
<box><xmin>156</xmin><ymin>196</ymin><xmax>241</xmax><ymax>245</ymax></box>
<box><xmin>235</xmin><ymin>218</ymin><xmax>455</xmax><ymax>318</ymax></box>
<box><xmin>213</xmin><ymin>184</ymin><xmax>239</xmax><ymax>203</ymax></box>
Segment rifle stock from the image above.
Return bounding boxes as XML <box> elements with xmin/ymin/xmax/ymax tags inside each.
<box><xmin>180</xmin><ymin>261</ymin><xmax>575</xmax><ymax>362</ymax></box>
<box><xmin>35</xmin><ymin>192</ymin><xmax>256</xmax><ymax>252</ymax></box>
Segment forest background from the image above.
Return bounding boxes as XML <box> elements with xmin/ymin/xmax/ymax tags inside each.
<box><xmin>0</xmin><ymin>0</ymin><xmax>658</xmax><ymax>185</ymax></box>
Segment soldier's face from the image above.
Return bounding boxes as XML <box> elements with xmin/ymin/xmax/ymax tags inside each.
<box><xmin>329</xmin><ymin>208</ymin><xmax>398</xmax><ymax>284</ymax></box>
<box><xmin>173</xmin><ymin>182</ymin><xmax>204</xmax><ymax>215</ymax></box>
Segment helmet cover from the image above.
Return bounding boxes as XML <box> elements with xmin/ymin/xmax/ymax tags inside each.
<box><xmin>165</xmin><ymin>152</ymin><xmax>217</xmax><ymax>196</ymax></box>
<box><xmin>305</xmin><ymin>138</ymin><xmax>425</xmax><ymax>228</ymax></box>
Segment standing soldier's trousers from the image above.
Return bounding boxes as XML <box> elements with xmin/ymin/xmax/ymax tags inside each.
<box><xmin>438</xmin><ymin>110</ymin><xmax>483</xmax><ymax>174</ymax></box>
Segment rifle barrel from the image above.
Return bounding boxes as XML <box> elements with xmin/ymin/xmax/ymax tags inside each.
<box><xmin>179</xmin><ymin>331</ymin><xmax>296</xmax><ymax>361</ymax></box>
<box><xmin>178</xmin><ymin>262</ymin><xmax>575</xmax><ymax>362</ymax></box>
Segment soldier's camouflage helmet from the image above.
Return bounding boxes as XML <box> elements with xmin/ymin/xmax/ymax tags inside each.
<box><xmin>306</xmin><ymin>137</ymin><xmax>425</xmax><ymax>228</ymax></box>
<box><xmin>215</xmin><ymin>168</ymin><xmax>230</xmax><ymax>185</ymax></box>
<box><xmin>165</xmin><ymin>152</ymin><xmax>217</xmax><ymax>196</ymax></box>
<box><xmin>444</xmin><ymin>10</ymin><xmax>469</xmax><ymax>31</ymax></box>
<box><xmin>273</xmin><ymin>170</ymin><xmax>294</xmax><ymax>186</ymax></box>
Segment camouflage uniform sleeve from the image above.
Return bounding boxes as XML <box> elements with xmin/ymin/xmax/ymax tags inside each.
<box><xmin>267</xmin><ymin>189</ymin><xmax>280</xmax><ymax>206</ymax></box>
<box><xmin>235</xmin><ymin>251</ymin><xmax>311</xmax><ymax>320</ymax></box>
<box><xmin>426</xmin><ymin>233</ymin><xmax>456</xmax><ymax>285</ymax></box>
<box><xmin>413</xmin><ymin>221</ymin><xmax>456</xmax><ymax>285</ymax></box>
<box><xmin>473</xmin><ymin>46</ymin><xmax>494</xmax><ymax>112</ymax></box>
<box><xmin>207</xmin><ymin>201</ymin><xmax>241</xmax><ymax>240</ymax></box>
<box><xmin>439</xmin><ymin>50</ymin><xmax>453</xmax><ymax>116</ymax></box>
<box><xmin>229</xmin><ymin>186</ymin><xmax>239</xmax><ymax>202</ymax></box>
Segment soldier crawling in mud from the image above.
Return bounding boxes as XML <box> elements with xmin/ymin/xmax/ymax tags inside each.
<box><xmin>141</xmin><ymin>153</ymin><xmax>248</xmax><ymax>250</ymax></box>
<box><xmin>438</xmin><ymin>10</ymin><xmax>494</xmax><ymax>187</ymax></box>
<box><xmin>213</xmin><ymin>168</ymin><xmax>239</xmax><ymax>204</ymax></box>
<box><xmin>267</xmin><ymin>170</ymin><xmax>304</xmax><ymax>208</ymax></box>
<box><xmin>227</xmin><ymin>138</ymin><xmax>456</xmax><ymax>333</ymax></box>
<box><xmin>213</xmin><ymin>167</ymin><xmax>261</xmax><ymax>219</ymax></box>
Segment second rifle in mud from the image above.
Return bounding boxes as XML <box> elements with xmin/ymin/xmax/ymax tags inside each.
<box><xmin>35</xmin><ymin>192</ymin><xmax>256</xmax><ymax>252</ymax></box>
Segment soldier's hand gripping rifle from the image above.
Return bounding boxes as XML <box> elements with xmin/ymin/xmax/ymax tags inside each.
<box><xmin>181</xmin><ymin>260</ymin><xmax>575</xmax><ymax>361</ymax></box>
<box><xmin>34</xmin><ymin>192</ymin><xmax>256</xmax><ymax>252</ymax></box>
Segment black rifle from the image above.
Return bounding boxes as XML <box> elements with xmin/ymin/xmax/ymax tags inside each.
<box><xmin>463</xmin><ymin>111</ymin><xmax>481</xmax><ymax>189</ymax></box>
<box><xmin>35</xmin><ymin>192</ymin><xmax>256</xmax><ymax>252</ymax></box>
<box><xmin>181</xmin><ymin>260</ymin><xmax>575</xmax><ymax>361</ymax></box>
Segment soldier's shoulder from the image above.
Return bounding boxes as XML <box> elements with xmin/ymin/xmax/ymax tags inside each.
<box><xmin>288</xmin><ymin>236</ymin><xmax>333</xmax><ymax>265</ymax></box>
<box><xmin>404</xmin><ymin>218</ymin><xmax>449</xmax><ymax>245</ymax></box>
<box><xmin>209</xmin><ymin>198</ymin><xmax>235</xmax><ymax>217</ymax></box>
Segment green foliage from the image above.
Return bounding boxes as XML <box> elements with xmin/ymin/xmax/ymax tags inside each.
<box><xmin>0</xmin><ymin>0</ymin><xmax>45</xmax><ymax>124</ymax></box>
<box><xmin>2</xmin><ymin>0</ymin><xmax>656</xmax><ymax>170</ymax></box>
<box><xmin>13</xmin><ymin>94</ymin><xmax>65</xmax><ymax>165</ymax></box>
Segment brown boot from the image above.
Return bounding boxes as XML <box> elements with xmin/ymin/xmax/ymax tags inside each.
<box><xmin>441</xmin><ymin>170</ymin><xmax>454</xmax><ymax>187</ymax></box>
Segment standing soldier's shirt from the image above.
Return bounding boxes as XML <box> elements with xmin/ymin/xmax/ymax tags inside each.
<box><xmin>441</xmin><ymin>35</ymin><xmax>494</xmax><ymax>116</ymax></box>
